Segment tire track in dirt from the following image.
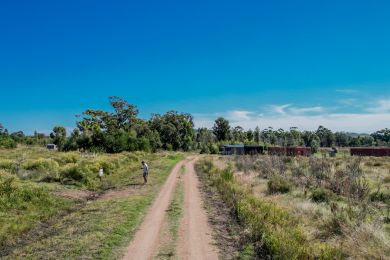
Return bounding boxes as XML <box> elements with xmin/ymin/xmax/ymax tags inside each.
<box><xmin>177</xmin><ymin>158</ymin><xmax>219</xmax><ymax>260</ymax></box>
<box><xmin>122</xmin><ymin>158</ymin><xmax>188</xmax><ymax>260</ymax></box>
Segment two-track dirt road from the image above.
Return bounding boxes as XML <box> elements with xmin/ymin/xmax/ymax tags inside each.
<box><xmin>122</xmin><ymin>156</ymin><xmax>218</xmax><ymax>260</ymax></box>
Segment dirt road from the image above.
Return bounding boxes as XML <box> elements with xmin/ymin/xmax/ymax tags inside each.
<box><xmin>177</xmin><ymin>159</ymin><xmax>219</xmax><ymax>260</ymax></box>
<box><xmin>122</xmin><ymin>157</ymin><xmax>218</xmax><ymax>260</ymax></box>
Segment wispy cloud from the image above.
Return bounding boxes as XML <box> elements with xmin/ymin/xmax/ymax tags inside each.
<box><xmin>338</xmin><ymin>98</ymin><xmax>358</xmax><ymax>106</ymax></box>
<box><xmin>268</xmin><ymin>104</ymin><xmax>324</xmax><ymax>115</ymax></box>
<box><xmin>193</xmin><ymin>100</ymin><xmax>390</xmax><ymax>133</ymax></box>
<box><xmin>268</xmin><ymin>104</ymin><xmax>290</xmax><ymax>115</ymax></box>
<box><xmin>193</xmin><ymin>112</ymin><xmax>390</xmax><ymax>133</ymax></box>
<box><xmin>227</xmin><ymin>110</ymin><xmax>253</xmax><ymax>121</ymax></box>
<box><xmin>289</xmin><ymin>106</ymin><xmax>324</xmax><ymax>115</ymax></box>
<box><xmin>336</xmin><ymin>89</ymin><xmax>359</xmax><ymax>94</ymax></box>
<box><xmin>366</xmin><ymin>98</ymin><xmax>390</xmax><ymax>113</ymax></box>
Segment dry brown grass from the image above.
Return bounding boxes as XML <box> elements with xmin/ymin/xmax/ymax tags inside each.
<box><xmin>213</xmin><ymin>154</ymin><xmax>390</xmax><ymax>259</ymax></box>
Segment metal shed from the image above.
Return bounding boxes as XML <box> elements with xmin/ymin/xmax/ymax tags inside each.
<box><xmin>351</xmin><ymin>147</ymin><xmax>390</xmax><ymax>157</ymax></box>
<box><xmin>244</xmin><ymin>145</ymin><xmax>265</xmax><ymax>155</ymax></box>
<box><xmin>268</xmin><ymin>146</ymin><xmax>311</xmax><ymax>156</ymax></box>
<box><xmin>221</xmin><ymin>144</ymin><xmax>245</xmax><ymax>155</ymax></box>
<box><xmin>47</xmin><ymin>144</ymin><xmax>57</xmax><ymax>150</ymax></box>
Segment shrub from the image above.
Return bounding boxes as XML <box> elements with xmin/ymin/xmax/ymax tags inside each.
<box><xmin>22</xmin><ymin>158</ymin><xmax>59</xmax><ymax>172</ymax></box>
<box><xmin>0</xmin><ymin>171</ymin><xmax>69</xmax><ymax>247</ymax></box>
<box><xmin>195</xmin><ymin>159</ymin><xmax>342</xmax><ymax>259</ymax></box>
<box><xmin>267</xmin><ymin>175</ymin><xmax>292</xmax><ymax>194</ymax></box>
<box><xmin>55</xmin><ymin>153</ymin><xmax>80</xmax><ymax>165</ymax></box>
<box><xmin>0</xmin><ymin>137</ymin><xmax>16</xmax><ymax>149</ymax></box>
<box><xmin>370</xmin><ymin>191</ymin><xmax>390</xmax><ymax>203</ymax></box>
<box><xmin>311</xmin><ymin>187</ymin><xmax>332</xmax><ymax>203</ymax></box>
<box><xmin>208</xmin><ymin>144</ymin><xmax>219</xmax><ymax>154</ymax></box>
<box><xmin>0</xmin><ymin>159</ymin><xmax>14</xmax><ymax>170</ymax></box>
<box><xmin>0</xmin><ymin>171</ymin><xmax>18</xmax><ymax>196</ymax></box>
<box><xmin>60</xmin><ymin>163</ymin><xmax>84</xmax><ymax>181</ymax></box>
<box><xmin>199</xmin><ymin>145</ymin><xmax>210</xmax><ymax>154</ymax></box>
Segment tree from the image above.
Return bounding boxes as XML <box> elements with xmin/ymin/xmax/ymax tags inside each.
<box><xmin>232</xmin><ymin>126</ymin><xmax>245</xmax><ymax>142</ymax></box>
<box><xmin>0</xmin><ymin>123</ymin><xmax>16</xmax><ymax>148</ymax></box>
<box><xmin>246</xmin><ymin>129</ymin><xmax>254</xmax><ymax>142</ymax></box>
<box><xmin>316</xmin><ymin>126</ymin><xmax>335</xmax><ymax>147</ymax></box>
<box><xmin>212</xmin><ymin>117</ymin><xmax>230</xmax><ymax>141</ymax></box>
<box><xmin>150</xmin><ymin>111</ymin><xmax>194</xmax><ymax>151</ymax></box>
<box><xmin>261</xmin><ymin>127</ymin><xmax>276</xmax><ymax>145</ymax></box>
<box><xmin>254</xmin><ymin>126</ymin><xmax>261</xmax><ymax>143</ymax></box>
<box><xmin>50</xmin><ymin>126</ymin><xmax>67</xmax><ymax>151</ymax></box>
<box><xmin>287</xmin><ymin>127</ymin><xmax>302</xmax><ymax>146</ymax></box>
<box><xmin>334</xmin><ymin>132</ymin><xmax>349</xmax><ymax>147</ymax></box>
<box><xmin>109</xmin><ymin>96</ymin><xmax>139</xmax><ymax>131</ymax></box>
<box><xmin>310</xmin><ymin>135</ymin><xmax>320</xmax><ymax>153</ymax></box>
<box><xmin>196</xmin><ymin>128</ymin><xmax>215</xmax><ymax>148</ymax></box>
<box><xmin>371</xmin><ymin>128</ymin><xmax>390</xmax><ymax>145</ymax></box>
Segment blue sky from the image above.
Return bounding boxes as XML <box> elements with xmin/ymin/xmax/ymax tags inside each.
<box><xmin>1</xmin><ymin>0</ymin><xmax>390</xmax><ymax>134</ymax></box>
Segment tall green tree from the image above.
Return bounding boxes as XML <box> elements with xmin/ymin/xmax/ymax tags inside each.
<box><xmin>212</xmin><ymin>117</ymin><xmax>230</xmax><ymax>141</ymax></box>
<box><xmin>316</xmin><ymin>125</ymin><xmax>335</xmax><ymax>147</ymax></box>
<box><xmin>50</xmin><ymin>126</ymin><xmax>67</xmax><ymax>150</ymax></box>
<box><xmin>254</xmin><ymin>126</ymin><xmax>261</xmax><ymax>143</ymax></box>
<box><xmin>150</xmin><ymin>111</ymin><xmax>194</xmax><ymax>151</ymax></box>
<box><xmin>246</xmin><ymin>129</ymin><xmax>254</xmax><ymax>142</ymax></box>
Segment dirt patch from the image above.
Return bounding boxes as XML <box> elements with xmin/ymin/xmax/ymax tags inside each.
<box><xmin>122</xmin><ymin>159</ymin><xmax>187</xmax><ymax>260</ymax></box>
<box><xmin>98</xmin><ymin>188</ymin><xmax>142</xmax><ymax>201</ymax></box>
<box><xmin>54</xmin><ymin>189</ymin><xmax>97</xmax><ymax>201</ymax></box>
<box><xmin>176</xmin><ymin>158</ymin><xmax>219</xmax><ymax>260</ymax></box>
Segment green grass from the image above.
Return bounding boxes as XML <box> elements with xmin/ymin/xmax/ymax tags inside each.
<box><xmin>1</xmin><ymin>147</ymin><xmax>183</xmax><ymax>259</ymax></box>
<box><xmin>0</xmin><ymin>171</ymin><xmax>72</xmax><ymax>249</ymax></box>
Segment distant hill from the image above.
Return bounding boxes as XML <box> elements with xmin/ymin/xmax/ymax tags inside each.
<box><xmin>345</xmin><ymin>132</ymin><xmax>370</xmax><ymax>137</ymax></box>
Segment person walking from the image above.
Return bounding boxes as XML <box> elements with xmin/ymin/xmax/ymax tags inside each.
<box><xmin>141</xmin><ymin>161</ymin><xmax>149</xmax><ymax>184</ymax></box>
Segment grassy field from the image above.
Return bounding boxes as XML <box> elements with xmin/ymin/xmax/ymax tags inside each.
<box><xmin>196</xmin><ymin>154</ymin><xmax>390</xmax><ymax>259</ymax></box>
<box><xmin>0</xmin><ymin>146</ymin><xmax>183</xmax><ymax>259</ymax></box>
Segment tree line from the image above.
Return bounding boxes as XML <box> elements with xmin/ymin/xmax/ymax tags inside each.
<box><xmin>1</xmin><ymin>97</ymin><xmax>390</xmax><ymax>152</ymax></box>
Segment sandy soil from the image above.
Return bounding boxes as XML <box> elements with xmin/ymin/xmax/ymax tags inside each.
<box><xmin>122</xmin><ymin>158</ymin><xmax>187</xmax><ymax>260</ymax></box>
<box><xmin>176</xmin><ymin>159</ymin><xmax>219</xmax><ymax>260</ymax></box>
<box><xmin>122</xmin><ymin>156</ymin><xmax>218</xmax><ymax>260</ymax></box>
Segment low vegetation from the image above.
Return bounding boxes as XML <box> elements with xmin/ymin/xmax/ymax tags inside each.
<box><xmin>230</xmin><ymin>154</ymin><xmax>390</xmax><ymax>258</ymax></box>
<box><xmin>195</xmin><ymin>159</ymin><xmax>343</xmax><ymax>259</ymax></box>
<box><xmin>0</xmin><ymin>146</ymin><xmax>183</xmax><ymax>259</ymax></box>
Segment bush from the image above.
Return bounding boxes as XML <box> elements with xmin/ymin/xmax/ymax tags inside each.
<box><xmin>0</xmin><ymin>170</ymin><xmax>69</xmax><ymax>247</ymax></box>
<box><xmin>0</xmin><ymin>137</ymin><xmax>16</xmax><ymax>149</ymax></box>
<box><xmin>55</xmin><ymin>153</ymin><xmax>80</xmax><ymax>165</ymax></box>
<box><xmin>22</xmin><ymin>158</ymin><xmax>59</xmax><ymax>172</ymax></box>
<box><xmin>0</xmin><ymin>159</ymin><xmax>14</xmax><ymax>170</ymax></box>
<box><xmin>208</xmin><ymin>144</ymin><xmax>219</xmax><ymax>154</ymax></box>
<box><xmin>199</xmin><ymin>145</ymin><xmax>210</xmax><ymax>154</ymax></box>
<box><xmin>267</xmin><ymin>175</ymin><xmax>292</xmax><ymax>194</ymax></box>
<box><xmin>311</xmin><ymin>187</ymin><xmax>333</xmax><ymax>203</ymax></box>
<box><xmin>60</xmin><ymin>163</ymin><xmax>84</xmax><ymax>181</ymax></box>
<box><xmin>370</xmin><ymin>191</ymin><xmax>390</xmax><ymax>203</ymax></box>
<box><xmin>195</xmin><ymin>159</ymin><xmax>342</xmax><ymax>259</ymax></box>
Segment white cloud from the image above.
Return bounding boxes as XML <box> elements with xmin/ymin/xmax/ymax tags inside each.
<box><xmin>268</xmin><ymin>104</ymin><xmax>290</xmax><ymax>115</ymax></box>
<box><xmin>366</xmin><ymin>98</ymin><xmax>390</xmax><ymax>113</ymax></box>
<box><xmin>226</xmin><ymin>110</ymin><xmax>253</xmax><ymax>121</ymax></box>
<box><xmin>193</xmin><ymin>112</ymin><xmax>390</xmax><ymax>133</ymax></box>
<box><xmin>338</xmin><ymin>98</ymin><xmax>358</xmax><ymax>106</ymax></box>
<box><xmin>193</xmin><ymin>99</ymin><xmax>390</xmax><ymax>133</ymax></box>
<box><xmin>288</xmin><ymin>106</ymin><xmax>324</xmax><ymax>115</ymax></box>
<box><xmin>268</xmin><ymin>104</ymin><xmax>324</xmax><ymax>115</ymax></box>
<box><xmin>336</xmin><ymin>89</ymin><xmax>358</xmax><ymax>94</ymax></box>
